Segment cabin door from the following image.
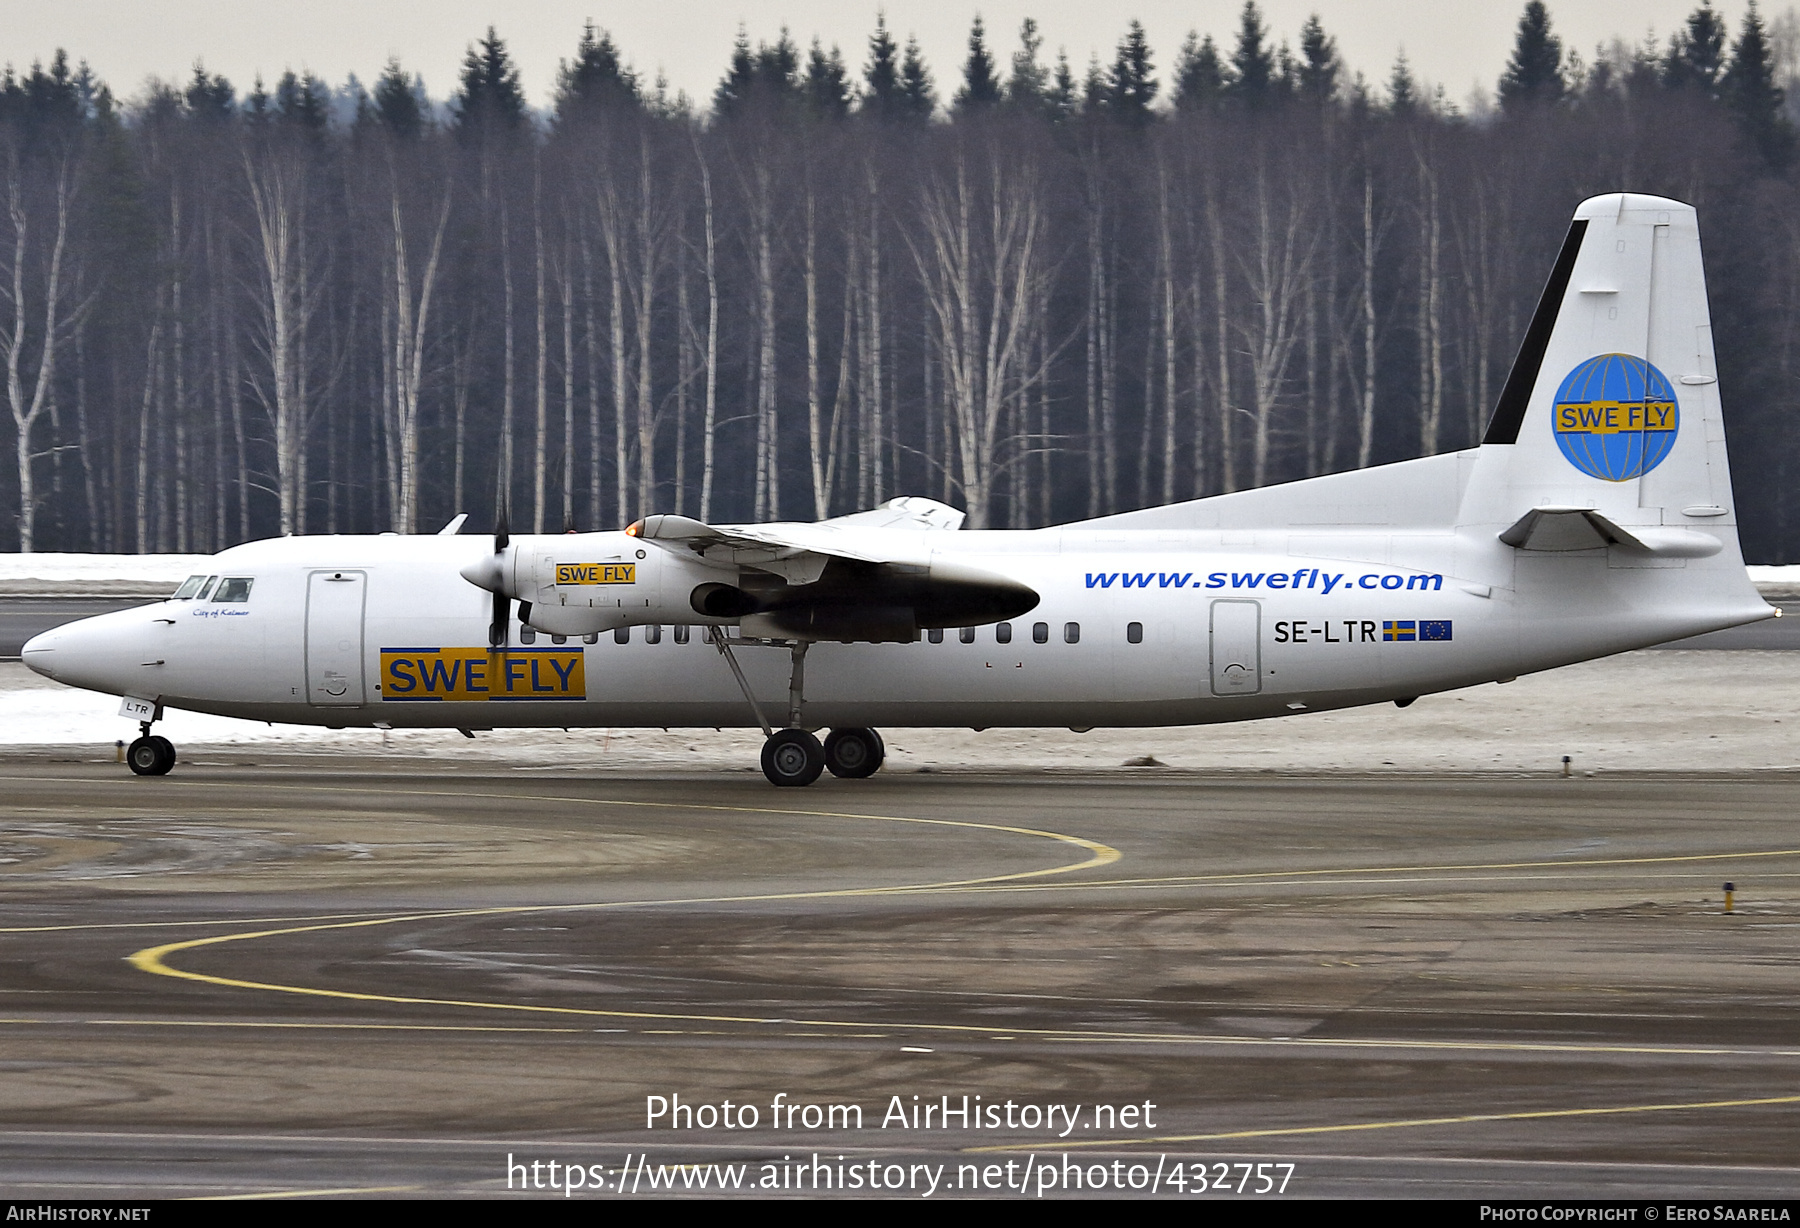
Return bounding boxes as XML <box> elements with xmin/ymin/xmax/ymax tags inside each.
<box><xmin>305</xmin><ymin>570</ymin><xmax>367</xmax><ymax>706</ymax></box>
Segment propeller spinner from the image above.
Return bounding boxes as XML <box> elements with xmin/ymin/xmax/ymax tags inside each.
<box><xmin>454</xmin><ymin>506</ymin><xmax>514</xmax><ymax>649</ymax></box>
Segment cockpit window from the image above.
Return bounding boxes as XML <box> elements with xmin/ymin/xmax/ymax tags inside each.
<box><xmin>211</xmin><ymin>577</ymin><xmax>254</xmax><ymax>603</ymax></box>
<box><xmin>173</xmin><ymin>575</ymin><xmax>208</xmax><ymax>599</ymax></box>
<box><xmin>196</xmin><ymin>576</ymin><xmax>218</xmax><ymax>600</ymax></box>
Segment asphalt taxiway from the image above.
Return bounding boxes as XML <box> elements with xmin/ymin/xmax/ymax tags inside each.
<box><xmin>1</xmin><ymin>761</ymin><xmax>1797</xmax><ymax>1199</ymax></box>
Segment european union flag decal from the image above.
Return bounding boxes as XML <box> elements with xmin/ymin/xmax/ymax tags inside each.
<box><xmin>1383</xmin><ymin>620</ymin><xmax>1417</xmax><ymax>641</ymax></box>
<box><xmin>1420</xmin><ymin>620</ymin><xmax>1453</xmax><ymax>641</ymax></box>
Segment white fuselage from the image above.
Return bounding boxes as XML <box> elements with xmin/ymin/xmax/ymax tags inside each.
<box><xmin>20</xmin><ymin>523</ymin><xmax>1768</xmax><ymax>732</ymax></box>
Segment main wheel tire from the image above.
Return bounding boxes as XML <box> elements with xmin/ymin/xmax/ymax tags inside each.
<box><xmin>126</xmin><ymin>735</ymin><xmax>174</xmax><ymax>776</ymax></box>
<box><xmin>823</xmin><ymin>727</ymin><xmax>885</xmax><ymax>779</ymax></box>
<box><xmin>761</xmin><ymin>728</ymin><xmax>824</xmax><ymax>787</ymax></box>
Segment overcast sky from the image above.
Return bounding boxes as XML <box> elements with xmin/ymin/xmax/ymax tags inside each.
<box><xmin>0</xmin><ymin>1</ymin><xmax>1781</xmax><ymax>111</ymax></box>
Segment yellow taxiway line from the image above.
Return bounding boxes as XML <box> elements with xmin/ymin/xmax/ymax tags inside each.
<box><xmin>969</xmin><ymin>1093</ymin><xmax>1800</xmax><ymax>1152</ymax></box>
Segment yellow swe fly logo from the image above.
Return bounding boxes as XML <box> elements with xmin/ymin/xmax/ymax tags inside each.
<box><xmin>380</xmin><ymin>648</ymin><xmax>585</xmax><ymax>702</ymax></box>
<box><xmin>1553</xmin><ymin>400</ymin><xmax>1676</xmax><ymax>435</ymax></box>
<box><xmin>555</xmin><ymin>563</ymin><xmax>635</xmax><ymax>585</ymax></box>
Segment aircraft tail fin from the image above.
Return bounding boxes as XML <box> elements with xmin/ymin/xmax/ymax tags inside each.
<box><xmin>1460</xmin><ymin>193</ymin><xmax>1737</xmax><ymax>547</ymax></box>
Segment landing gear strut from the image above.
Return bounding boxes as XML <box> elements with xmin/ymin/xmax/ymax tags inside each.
<box><xmin>126</xmin><ymin>720</ymin><xmax>176</xmax><ymax>777</ymax></box>
<box><xmin>709</xmin><ymin>630</ymin><xmax>884</xmax><ymax>787</ymax></box>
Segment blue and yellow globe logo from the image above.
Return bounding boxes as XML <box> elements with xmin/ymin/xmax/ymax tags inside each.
<box><xmin>1551</xmin><ymin>354</ymin><xmax>1680</xmax><ymax>481</ymax></box>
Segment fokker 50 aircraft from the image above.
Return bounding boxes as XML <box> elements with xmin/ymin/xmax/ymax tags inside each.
<box><xmin>21</xmin><ymin>194</ymin><xmax>1776</xmax><ymax>785</ymax></box>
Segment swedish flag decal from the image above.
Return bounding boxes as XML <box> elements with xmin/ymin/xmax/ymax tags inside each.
<box><xmin>1383</xmin><ymin>620</ymin><xmax>1417</xmax><ymax>641</ymax></box>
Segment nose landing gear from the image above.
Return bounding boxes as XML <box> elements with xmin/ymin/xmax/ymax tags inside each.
<box><xmin>126</xmin><ymin>722</ymin><xmax>176</xmax><ymax>777</ymax></box>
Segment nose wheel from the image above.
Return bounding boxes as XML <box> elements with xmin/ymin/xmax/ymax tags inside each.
<box><xmin>126</xmin><ymin>733</ymin><xmax>176</xmax><ymax>776</ymax></box>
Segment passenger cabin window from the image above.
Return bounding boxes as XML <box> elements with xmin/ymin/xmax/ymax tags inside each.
<box><xmin>211</xmin><ymin>577</ymin><xmax>253</xmax><ymax>603</ymax></box>
<box><xmin>1032</xmin><ymin>622</ymin><xmax>1049</xmax><ymax>644</ymax></box>
<box><xmin>519</xmin><ymin>626</ymin><xmax>537</xmax><ymax>644</ymax></box>
<box><xmin>1127</xmin><ymin>621</ymin><xmax>1144</xmax><ymax>644</ymax></box>
<box><xmin>582</xmin><ymin>633</ymin><xmax>598</xmax><ymax>644</ymax></box>
<box><xmin>959</xmin><ymin>627</ymin><xmax>975</xmax><ymax>644</ymax></box>
<box><xmin>173</xmin><ymin>575</ymin><xmax>208</xmax><ymax>600</ymax></box>
<box><xmin>996</xmin><ymin>622</ymin><xmax>1012</xmax><ymax>644</ymax></box>
<box><xmin>615</xmin><ymin>627</ymin><xmax>631</xmax><ymax>644</ymax></box>
<box><xmin>645</xmin><ymin>625</ymin><xmax>662</xmax><ymax>645</ymax></box>
<box><xmin>1064</xmin><ymin>622</ymin><xmax>1081</xmax><ymax>644</ymax></box>
<box><xmin>673</xmin><ymin>625</ymin><xmax>691</xmax><ymax>645</ymax></box>
<box><xmin>928</xmin><ymin>628</ymin><xmax>944</xmax><ymax>643</ymax></box>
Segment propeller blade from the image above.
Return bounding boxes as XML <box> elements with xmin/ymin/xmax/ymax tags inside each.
<box><xmin>490</xmin><ymin>590</ymin><xmax>508</xmax><ymax>649</ymax></box>
<box><xmin>494</xmin><ymin>504</ymin><xmax>510</xmax><ymax>554</ymax></box>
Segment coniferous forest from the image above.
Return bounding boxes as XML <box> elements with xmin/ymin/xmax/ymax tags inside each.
<box><xmin>5</xmin><ymin>3</ymin><xmax>1800</xmax><ymax>559</ymax></box>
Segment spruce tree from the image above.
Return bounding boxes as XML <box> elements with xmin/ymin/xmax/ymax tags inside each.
<box><xmin>900</xmin><ymin>36</ymin><xmax>936</xmax><ymax>121</ymax></box>
<box><xmin>861</xmin><ymin>15</ymin><xmax>904</xmax><ymax>121</ymax></box>
<box><xmin>1228</xmin><ymin>1</ymin><xmax>1276</xmax><ymax>110</ymax></box>
<box><xmin>754</xmin><ymin>31</ymin><xmax>801</xmax><ymax>94</ymax></box>
<box><xmin>373</xmin><ymin>57</ymin><xmax>423</xmax><ymax>138</ymax></box>
<box><xmin>1007</xmin><ymin>18</ymin><xmax>1049</xmax><ymax>111</ymax></box>
<box><xmin>715</xmin><ymin>29</ymin><xmax>800</xmax><ymax>117</ymax></box>
<box><xmin>1299</xmin><ymin>16</ymin><xmax>1341</xmax><ymax>105</ymax></box>
<box><xmin>1108</xmin><ymin>20</ymin><xmax>1158</xmax><ymax>124</ymax></box>
<box><xmin>803</xmin><ymin>40</ymin><xmax>853</xmax><ymax>120</ymax></box>
<box><xmin>1389</xmin><ymin>52</ymin><xmax>1419</xmax><ymax>116</ymax></box>
<box><xmin>714</xmin><ymin>28</ymin><xmax>757</xmax><ymax>116</ymax></box>
<box><xmin>1656</xmin><ymin>2</ymin><xmax>1728</xmax><ymax>95</ymax></box>
<box><xmin>1047</xmin><ymin>51</ymin><xmax>1079</xmax><ymax>122</ymax></box>
<box><xmin>1172</xmin><ymin>33</ymin><xmax>1229</xmax><ymax>112</ymax></box>
<box><xmin>1665</xmin><ymin>3</ymin><xmax>1728</xmax><ymax>96</ymax></box>
<box><xmin>275</xmin><ymin>70</ymin><xmax>329</xmax><ymax>131</ymax></box>
<box><xmin>1498</xmin><ymin>1</ymin><xmax>1566</xmax><ymax>111</ymax></box>
<box><xmin>184</xmin><ymin>65</ymin><xmax>235</xmax><ymax>122</ymax></box>
<box><xmin>453</xmin><ymin>27</ymin><xmax>526</xmax><ymax>140</ymax></box>
<box><xmin>954</xmin><ymin>16</ymin><xmax>1002</xmax><ymax>114</ymax></box>
<box><xmin>1082</xmin><ymin>55</ymin><xmax>1109</xmax><ymax>115</ymax></box>
<box><xmin>556</xmin><ymin>21</ymin><xmax>638</xmax><ymax>119</ymax></box>
<box><xmin>1723</xmin><ymin>1</ymin><xmax>1795</xmax><ymax>167</ymax></box>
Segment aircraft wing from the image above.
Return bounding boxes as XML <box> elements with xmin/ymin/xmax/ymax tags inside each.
<box><xmin>626</xmin><ymin>497</ymin><xmax>1034</xmax><ymax>639</ymax></box>
<box><xmin>631</xmin><ymin>497</ymin><xmax>964</xmax><ymax>583</ymax></box>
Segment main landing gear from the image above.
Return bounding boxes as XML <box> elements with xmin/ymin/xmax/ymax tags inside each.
<box><xmin>709</xmin><ymin>630</ymin><xmax>886</xmax><ymax>788</ymax></box>
<box><xmin>126</xmin><ymin>721</ymin><xmax>176</xmax><ymax>776</ymax></box>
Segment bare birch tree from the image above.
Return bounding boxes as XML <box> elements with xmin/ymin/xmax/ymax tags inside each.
<box><xmin>1</xmin><ymin>147</ymin><xmax>77</xmax><ymax>552</ymax></box>
<box><xmin>909</xmin><ymin>133</ymin><xmax>1048</xmax><ymax>528</ymax></box>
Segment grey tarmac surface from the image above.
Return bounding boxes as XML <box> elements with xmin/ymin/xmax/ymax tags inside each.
<box><xmin>1</xmin><ymin>760</ymin><xmax>1798</xmax><ymax>1199</ymax></box>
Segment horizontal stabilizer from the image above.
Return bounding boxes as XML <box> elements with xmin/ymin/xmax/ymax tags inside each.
<box><xmin>1498</xmin><ymin>506</ymin><xmax>1721</xmax><ymax>558</ymax></box>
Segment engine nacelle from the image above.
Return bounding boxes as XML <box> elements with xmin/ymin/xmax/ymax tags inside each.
<box><xmin>460</xmin><ymin>529</ymin><xmax>1037</xmax><ymax>642</ymax></box>
<box><xmin>523</xmin><ymin>532</ymin><xmax>730</xmax><ymax>636</ymax></box>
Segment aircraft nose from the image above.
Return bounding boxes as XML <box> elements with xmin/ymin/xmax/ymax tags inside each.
<box><xmin>20</xmin><ymin>628</ymin><xmax>59</xmax><ymax>679</ymax></box>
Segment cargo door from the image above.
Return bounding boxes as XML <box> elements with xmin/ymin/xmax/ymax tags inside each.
<box><xmin>305</xmin><ymin>570</ymin><xmax>367</xmax><ymax>706</ymax></box>
<box><xmin>1209</xmin><ymin>599</ymin><xmax>1262</xmax><ymax>696</ymax></box>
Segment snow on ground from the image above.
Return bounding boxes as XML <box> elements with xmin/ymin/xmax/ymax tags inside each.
<box><xmin>1748</xmin><ymin>565</ymin><xmax>1800</xmax><ymax>591</ymax></box>
<box><xmin>5</xmin><ymin>651</ymin><xmax>1800</xmax><ymax>775</ymax></box>
<box><xmin>0</xmin><ymin>553</ymin><xmax>208</xmax><ymax>585</ymax></box>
